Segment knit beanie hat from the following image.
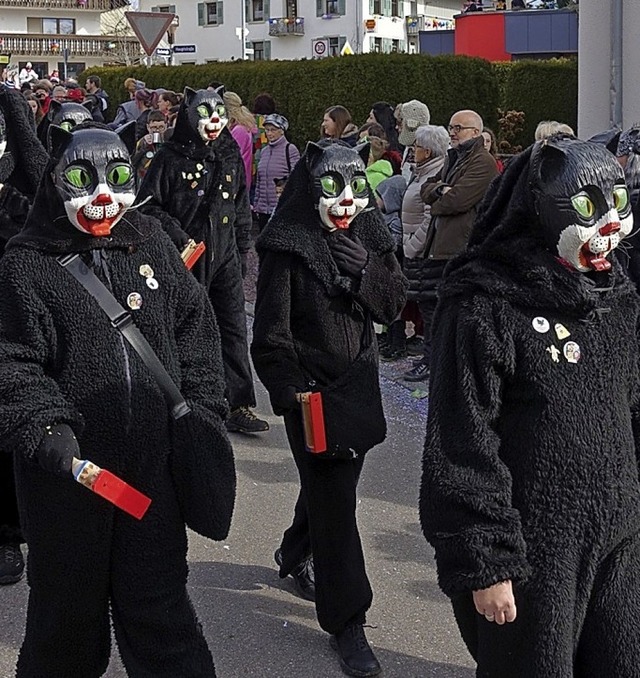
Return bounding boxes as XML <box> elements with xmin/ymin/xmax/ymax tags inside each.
<box><xmin>398</xmin><ymin>100</ymin><xmax>431</xmax><ymax>147</ymax></box>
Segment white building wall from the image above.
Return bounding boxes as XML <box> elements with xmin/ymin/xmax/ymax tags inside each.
<box><xmin>578</xmin><ymin>0</ymin><xmax>640</xmax><ymax>139</ymax></box>
<box><xmin>139</xmin><ymin>0</ymin><xmax>459</xmax><ymax>64</ymax></box>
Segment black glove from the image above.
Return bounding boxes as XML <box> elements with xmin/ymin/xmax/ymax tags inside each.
<box><xmin>328</xmin><ymin>232</ymin><xmax>369</xmax><ymax>279</ymax></box>
<box><xmin>240</xmin><ymin>251</ymin><xmax>248</xmax><ymax>279</ymax></box>
<box><xmin>165</xmin><ymin>220</ymin><xmax>191</xmax><ymax>250</ymax></box>
<box><xmin>35</xmin><ymin>424</ymin><xmax>80</xmax><ymax>476</ymax></box>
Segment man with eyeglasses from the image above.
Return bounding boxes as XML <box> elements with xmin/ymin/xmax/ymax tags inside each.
<box><xmin>413</xmin><ymin>109</ymin><xmax>497</xmax><ymax>380</ymax></box>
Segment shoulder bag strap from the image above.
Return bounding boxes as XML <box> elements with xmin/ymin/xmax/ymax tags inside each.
<box><xmin>57</xmin><ymin>253</ymin><xmax>191</xmax><ymax>420</ymax></box>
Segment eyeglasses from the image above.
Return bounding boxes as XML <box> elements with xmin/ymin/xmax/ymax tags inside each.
<box><xmin>147</xmin><ymin>126</ymin><xmax>166</xmax><ymax>132</ymax></box>
<box><xmin>448</xmin><ymin>124</ymin><xmax>478</xmax><ymax>134</ymax></box>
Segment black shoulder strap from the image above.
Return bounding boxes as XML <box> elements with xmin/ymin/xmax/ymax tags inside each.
<box><xmin>57</xmin><ymin>253</ymin><xmax>191</xmax><ymax>420</ymax></box>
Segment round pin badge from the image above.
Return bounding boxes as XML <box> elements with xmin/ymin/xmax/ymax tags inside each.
<box><xmin>532</xmin><ymin>317</ymin><xmax>550</xmax><ymax>333</ymax></box>
<box><xmin>139</xmin><ymin>264</ymin><xmax>154</xmax><ymax>278</ymax></box>
<box><xmin>127</xmin><ymin>292</ymin><xmax>143</xmax><ymax>310</ymax></box>
<box><xmin>146</xmin><ymin>277</ymin><xmax>159</xmax><ymax>290</ymax></box>
<box><xmin>563</xmin><ymin>341</ymin><xmax>581</xmax><ymax>363</ymax></box>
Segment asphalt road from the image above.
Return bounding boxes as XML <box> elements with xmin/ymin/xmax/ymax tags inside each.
<box><xmin>0</xmin><ymin>336</ymin><xmax>476</xmax><ymax>678</ymax></box>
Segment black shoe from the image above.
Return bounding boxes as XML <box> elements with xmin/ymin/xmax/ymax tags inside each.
<box><xmin>274</xmin><ymin>548</ymin><xmax>316</xmax><ymax>602</ymax></box>
<box><xmin>379</xmin><ymin>344</ymin><xmax>406</xmax><ymax>362</ymax></box>
<box><xmin>226</xmin><ymin>406</ymin><xmax>269</xmax><ymax>434</ymax></box>
<box><xmin>0</xmin><ymin>543</ymin><xmax>24</xmax><ymax>585</ymax></box>
<box><xmin>405</xmin><ymin>335</ymin><xmax>424</xmax><ymax>356</ymax></box>
<box><xmin>330</xmin><ymin>624</ymin><xmax>381</xmax><ymax>677</ymax></box>
<box><xmin>403</xmin><ymin>362</ymin><xmax>430</xmax><ymax>382</ymax></box>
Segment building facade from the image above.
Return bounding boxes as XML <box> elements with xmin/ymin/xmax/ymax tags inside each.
<box><xmin>0</xmin><ymin>0</ymin><xmax>137</xmax><ymax>81</ymax></box>
<box><xmin>139</xmin><ymin>0</ymin><xmax>461</xmax><ymax>64</ymax></box>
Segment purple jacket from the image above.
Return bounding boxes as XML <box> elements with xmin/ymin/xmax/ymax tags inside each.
<box><xmin>253</xmin><ymin>134</ymin><xmax>300</xmax><ymax>215</ymax></box>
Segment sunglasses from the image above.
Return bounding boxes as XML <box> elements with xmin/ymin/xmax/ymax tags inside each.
<box><xmin>448</xmin><ymin>124</ymin><xmax>478</xmax><ymax>134</ymax></box>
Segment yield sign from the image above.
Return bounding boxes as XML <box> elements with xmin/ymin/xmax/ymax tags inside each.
<box><xmin>125</xmin><ymin>11</ymin><xmax>175</xmax><ymax>57</ymax></box>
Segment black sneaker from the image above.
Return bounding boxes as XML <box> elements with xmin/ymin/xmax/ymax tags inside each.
<box><xmin>274</xmin><ymin>548</ymin><xmax>316</xmax><ymax>602</ymax></box>
<box><xmin>379</xmin><ymin>344</ymin><xmax>407</xmax><ymax>362</ymax></box>
<box><xmin>330</xmin><ymin>624</ymin><xmax>381</xmax><ymax>677</ymax></box>
<box><xmin>405</xmin><ymin>335</ymin><xmax>424</xmax><ymax>356</ymax></box>
<box><xmin>0</xmin><ymin>543</ymin><xmax>25</xmax><ymax>585</ymax></box>
<box><xmin>225</xmin><ymin>406</ymin><xmax>269</xmax><ymax>434</ymax></box>
<box><xmin>403</xmin><ymin>362</ymin><xmax>430</xmax><ymax>382</ymax></box>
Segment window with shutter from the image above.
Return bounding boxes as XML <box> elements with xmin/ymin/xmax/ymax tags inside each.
<box><xmin>217</xmin><ymin>1</ymin><xmax>224</xmax><ymax>24</ymax></box>
<box><xmin>316</xmin><ymin>0</ymin><xmax>323</xmax><ymax>17</ymax></box>
<box><xmin>264</xmin><ymin>40</ymin><xmax>271</xmax><ymax>60</ymax></box>
<box><xmin>382</xmin><ymin>0</ymin><xmax>391</xmax><ymax>17</ymax></box>
<box><xmin>197</xmin><ymin>3</ymin><xmax>205</xmax><ymax>25</ymax></box>
<box><xmin>337</xmin><ymin>0</ymin><xmax>346</xmax><ymax>15</ymax></box>
<box><xmin>151</xmin><ymin>6</ymin><xmax>159</xmax><ymax>11</ymax></box>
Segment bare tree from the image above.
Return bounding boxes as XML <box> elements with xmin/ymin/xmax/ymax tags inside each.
<box><xmin>101</xmin><ymin>9</ymin><xmax>143</xmax><ymax>66</ymax></box>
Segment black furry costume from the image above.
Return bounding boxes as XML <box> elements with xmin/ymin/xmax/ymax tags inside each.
<box><xmin>251</xmin><ymin>143</ymin><xmax>407</xmax><ymax>633</ymax></box>
<box><xmin>137</xmin><ymin>95</ymin><xmax>256</xmax><ymax>410</ymax></box>
<box><xmin>420</xmin><ymin>142</ymin><xmax>640</xmax><ymax>676</ymax></box>
<box><xmin>0</xmin><ymin>129</ymin><xmax>235</xmax><ymax>676</ymax></box>
<box><xmin>0</xmin><ymin>87</ymin><xmax>49</xmax><ymax>552</ymax></box>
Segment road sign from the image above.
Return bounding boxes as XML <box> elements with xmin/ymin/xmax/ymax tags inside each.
<box><xmin>125</xmin><ymin>11</ymin><xmax>175</xmax><ymax>57</ymax></box>
<box><xmin>340</xmin><ymin>40</ymin><xmax>354</xmax><ymax>56</ymax></box>
<box><xmin>173</xmin><ymin>44</ymin><xmax>197</xmax><ymax>54</ymax></box>
<box><xmin>365</xmin><ymin>19</ymin><xmax>376</xmax><ymax>31</ymax></box>
<box><xmin>312</xmin><ymin>38</ymin><xmax>329</xmax><ymax>58</ymax></box>
<box><xmin>156</xmin><ymin>47</ymin><xmax>172</xmax><ymax>56</ymax></box>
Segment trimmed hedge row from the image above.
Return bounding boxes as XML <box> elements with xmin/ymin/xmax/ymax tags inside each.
<box><xmin>83</xmin><ymin>54</ymin><xmax>577</xmax><ymax>150</ymax></box>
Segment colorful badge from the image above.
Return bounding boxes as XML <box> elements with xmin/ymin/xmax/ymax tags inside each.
<box><xmin>563</xmin><ymin>341</ymin><xmax>581</xmax><ymax>363</ymax></box>
<box><xmin>554</xmin><ymin>323</ymin><xmax>571</xmax><ymax>340</ymax></box>
<box><xmin>127</xmin><ymin>292</ymin><xmax>143</xmax><ymax>310</ymax></box>
<box><xmin>139</xmin><ymin>264</ymin><xmax>154</xmax><ymax>278</ymax></box>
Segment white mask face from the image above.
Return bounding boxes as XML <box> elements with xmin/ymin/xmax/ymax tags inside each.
<box><xmin>316</xmin><ymin>175</ymin><xmax>369</xmax><ymax>231</ymax></box>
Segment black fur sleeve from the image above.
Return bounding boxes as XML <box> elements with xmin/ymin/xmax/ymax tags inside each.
<box><xmin>0</xmin><ymin>184</ymin><xmax>31</xmax><ymax>251</ymax></box>
<box><xmin>420</xmin><ymin>295</ymin><xmax>531</xmax><ymax>596</ymax></box>
<box><xmin>0</xmin><ymin>258</ymin><xmax>83</xmax><ymax>457</ymax></box>
<box><xmin>353</xmin><ymin>250</ymin><xmax>408</xmax><ymax>326</ymax></box>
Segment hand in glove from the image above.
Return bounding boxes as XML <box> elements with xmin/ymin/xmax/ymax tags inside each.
<box><xmin>279</xmin><ymin>385</ymin><xmax>301</xmax><ymax>411</ymax></box>
<box><xmin>35</xmin><ymin>424</ymin><xmax>80</xmax><ymax>476</ymax></box>
<box><xmin>166</xmin><ymin>220</ymin><xmax>191</xmax><ymax>250</ymax></box>
<box><xmin>328</xmin><ymin>233</ymin><xmax>369</xmax><ymax>279</ymax></box>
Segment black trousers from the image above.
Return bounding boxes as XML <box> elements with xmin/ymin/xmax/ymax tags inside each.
<box><xmin>278</xmin><ymin>413</ymin><xmax>373</xmax><ymax>634</ymax></box>
<box><xmin>0</xmin><ymin>452</ymin><xmax>22</xmax><ymax>545</ymax></box>
<box><xmin>417</xmin><ymin>298</ymin><xmax>438</xmax><ymax>365</ymax></box>
<box><xmin>207</xmin><ymin>249</ymin><xmax>256</xmax><ymax>410</ymax></box>
<box><xmin>452</xmin><ymin>530</ymin><xmax>640</xmax><ymax>678</ymax></box>
<box><xmin>15</xmin><ymin>455</ymin><xmax>215</xmax><ymax>678</ymax></box>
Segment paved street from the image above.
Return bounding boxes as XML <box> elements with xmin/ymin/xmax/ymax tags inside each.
<box><xmin>0</xmin><ymin>329</ymin><xmax>475</xmax><ymax>678</ymax></box>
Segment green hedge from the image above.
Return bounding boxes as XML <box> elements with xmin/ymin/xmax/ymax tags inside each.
<box><xmin>83</xmin><ymin>54</ymin><xmax>577</xmax><ymax>150</ymax></box>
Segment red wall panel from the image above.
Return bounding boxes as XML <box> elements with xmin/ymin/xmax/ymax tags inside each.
<box><xmin>454</xmin><ymin>12</ymin><xmax>511</xmax><ymax>62</ymax></box>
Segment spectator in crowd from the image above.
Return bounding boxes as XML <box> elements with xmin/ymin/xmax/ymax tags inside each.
<box><xmin>52</xmin><ymin>85</ymin><xmax>67</xmax><ymax>102</ymax></box>
<box><xmin>512</xmin><ymin>0</ymin><xmax>526</xmax><ymax>7</ymax></box>
<box><xmin>482</xmin><ymin>127</ymin><xmax>505</xmax><ymax>173</ymax></box>
<box><xmin>401</xmin><ymin>125</ymin><xmax>449</xmax><ymax>381</ymax></box>
<box><xmin>253</xmin><ymin>113</ymin><xmax>300</xmax><ymax>231</ymax></box>
<box><xmin>366</xmin><ymin>101</ymin><xmax>402</xmax><ymax>152</ymax></box>
<box><xmin>397</xmin><ymin>100</ymin><xmax>431</xmax><ymax>181</ymax></box>
<box><xmin>615</xmin><ymin>123</ymin><xmax>640</xmax><ymax>169</ymax></box>
<box><xmin>416</xmin><ymin>110</ymin><xmax>498</xmax><ymax>377</ymax></box>
<box><xmin>65</xmin><ymin>87</ymin><xmax>86</xmax><ymax>104</ymax></box>
<box><xmin>18</xmin><ymin>62</ymin><xmax>39</xmax><ymax>86</ymax></box>
<box><xmin>33</xmin><ymin>81</ymin><xmax>52</xmax><ymax>115</ymax></box>
<box><xmin>321</xmin><ymin>105</ymin><xmax>359</xmax><ymax>147</ymax></box>
<box><xmin>23</xmin><ymin>92</ymin><xmax>45</xmax><ymax>127</ymax></box>
<box><xmin>534</xmin><ymin>119</ymin><xmax>575</xmax><ymax>141</ymax></box>
<box><xmin>157</xmin><ymin>90</ymin><xmax>179</xmax><ymax>120</ymax></box>
<box><xmin>223</xmin><ymin>91</ymin><xmax>257</xmax><ymax>192</ymax></box>
<box><xmin>358</xmin><ymin>123</ymin><xmax>394</xmax><ymax>193</ymax></box>
<box><xmin>108</xmin><ymin>78</ymin><xmax>145</xmax><ymax>130</ymax></box>
<box><xmin>251</xmin><ymin>92</ymin><xmax>277</xmax><ymax>199</ymax></box>
<box><xmin>84</xmin><ymin>74</ymin><xmax>109</xmax><ymax>119</ymax></box>
<box><xmin>131</xmin><ymin>110</ymin><xmax>168</xmax><ymax>184</ymax></box>
<box><xmin>133</xmin><ymin>88</ymin><xmax>159</xmax><ymax>142</ymax></box>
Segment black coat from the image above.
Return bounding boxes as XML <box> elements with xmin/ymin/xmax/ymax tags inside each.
<box><xmin>251</xmin><ymin>154</ymin><xmax>407</xmax><ymax>423</ymax></box>
<box><xmin>137</xmin><ymin>120</ymin><xmax>251</xmax><ymax>288</ymax></box>
<box><xmin>420</xmin><ymin>147</ymin><xmax>640</xmax><ymax>669</ymax></box>
<box><xmin>0</xmin><ymin>172</ymin><xmax>236</xmax><ymax>540</ymax></box>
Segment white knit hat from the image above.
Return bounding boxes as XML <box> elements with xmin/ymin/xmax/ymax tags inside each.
<box><xmin>398</xmin><ymin>100</ymin><xmax>431</xmax><ymax>146</ymax></box>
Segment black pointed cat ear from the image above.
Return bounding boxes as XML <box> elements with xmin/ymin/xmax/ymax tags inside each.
<box><xmin>354</xmin><ymin>141</ymin><xmax>370</xmax><ymax>166</ymax></box>
<box><xmin>47</xmin><ymin>99</ymin><xmax>62</xmax><ymax>120</ymax></box>
<box><xmin>305</xmin><ymin>141</ymin><xmax>324</xmax><ymax>171</ymax></box>
<box><xmin>214</xmin><ymin>85</ymin><xmax>226</xmax><ymax>97</ymax></box>
<box><xmin>48</xmin><ymin>124</ymin><xmax>73</xmax><ymax>159</ymax></box>
<box><xmin>116</xmin><ymin>120</ymin><xmax>136</xmax><ymax>155</ymax></box>
<box><xmin>183</xmin><ymin>86</ymin><xmax>198</xmax><ymax>104</ymax></box>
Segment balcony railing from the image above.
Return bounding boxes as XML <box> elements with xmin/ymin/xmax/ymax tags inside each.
<box><xmin>0</xmin><ymin>0</ymin><xmax>127</xmax><ymax>9</ymax></box>
<box><xmin>268</xmin><ymin>17</ymin><xmax>305</xmax><ymax>37</ymax></box>
<box><xmin>0</xmin><ymin>33</ymin><xmax>139</xmax><ymax>57</ymax></box>
<box><xmin>406</xmin><ymin>15</ymin><xmax>454</xmax><ymax>34</ymax></box>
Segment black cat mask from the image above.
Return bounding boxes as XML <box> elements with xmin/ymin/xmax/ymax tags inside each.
<box><xmin>182</xmin><ymin>87</ymin><xmax>228</xmax><ymax>144</ymax></box>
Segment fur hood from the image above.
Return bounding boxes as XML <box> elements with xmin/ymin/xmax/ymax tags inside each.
<box><xmin>256</xmin><ymin>142</ymin><xmax>395</xmax><ymax>295</ymax></box>
<box><xmin>439</xmin><ymin>143</ymin><xmax>636</xmax><ymax>320</ymax></box>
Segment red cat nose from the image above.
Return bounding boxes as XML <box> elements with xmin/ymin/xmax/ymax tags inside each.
<box><xmin>93</xmin><ymin>193</ymin><xmax>113</xmax><ymax>206</ymax></box>
<box><xmin>599</xmin><ymin>222</ymin><xmax>620</xmax><ymax>236</ymax></box>
<box><xmin>340</xmin><ymin>199</ymin><xmax>353</xmax><ymax>206</ymax></box>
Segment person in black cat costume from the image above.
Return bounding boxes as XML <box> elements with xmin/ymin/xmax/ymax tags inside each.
<box><xmin>420</xmin><ymin>135</ymin><xmax>640</xmax><ymax>677</ymax></box>
<box><xmin>251</xmin><ymin>140</ymin><xmax>407</xmax><ymax>678</ymax></box>
<box><xmin>0</xmin><ymin>121</ymin><xmax>236</xmax><ymax>677</ymax></box>
<box><xmin>138</xmin><ymin>86</ymin><xmax>269</xmax><ymax>435</ymax></box>
<box><xmin>36</xmin><ymin>99</ymin><xmax>92</xmax><ymax>146</ymax></box>
<box><xmin>0</xmin><ymin>86</ymin><xmax>49</xmax><ymax>585</ymax></box>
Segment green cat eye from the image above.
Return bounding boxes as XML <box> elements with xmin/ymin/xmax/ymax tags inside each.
<box><xmin>320</xmin><ymin>176</ymin><xmax>339</xmax><ymax>196</ymax></box>
<box><xmin>60</xmin><ymin>121</ymin><xmax>74</xmax><ymax>132</ymax></box>
<box><xmin>216</xmin><ymin>105</ymin><xmax>226</xmax><ymax>117</ymax></box>
<box><xmin>613</xmin><ymin>186</ymin><xmax>629</xmax><ymax>213</ymax></box>
<box><xmin>107</xmin><ymin>164</ymin><xmax>133</xmax><ymax>186</ymax></box>
<box><xmin>571</xmin><ymin>193</ymin><xmax>595</xmax><ymax>220</ymax></box>
<box><xmin>64</xmin><ymin>166</ymin><xmax>92</xmax><ymax>189</ymax></box>
<box><xmin>351</xmin><ymin>176</ymin><xmax>368</xmax><ymax>196</ymax></box>
<box><xmin>197</xmin><ymin>105</ymin><xmax>210</xmax><ymax>118</ymax></box>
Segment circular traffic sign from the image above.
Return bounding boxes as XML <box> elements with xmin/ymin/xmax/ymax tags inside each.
<box><xmin>313</xmin><ymin>40</ymin><xmax>327</xmax><ymax>56</ymax></box>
